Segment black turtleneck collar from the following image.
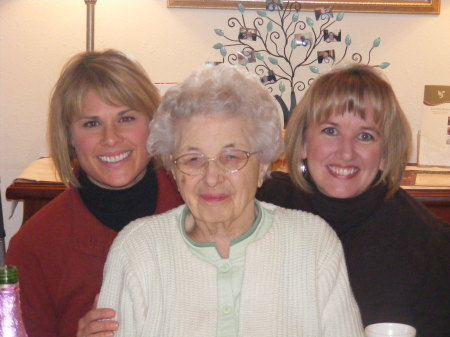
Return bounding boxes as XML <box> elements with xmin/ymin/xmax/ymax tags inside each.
<box><xmin>308</xmin><ymin>182</ymin><xmax>388</xmax><ymax>236</ymax></box>
<box><xmin>78</xmin><ymin>163</ymin><xmax>158</xmax><ymax>232</ymax></box>
<box><xmin>257</xmin><ymin>171</ymin><xmax>390</xmax><ymax>237</ymax></box>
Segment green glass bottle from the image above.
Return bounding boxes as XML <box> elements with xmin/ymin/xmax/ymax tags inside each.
<box><xmin>0</xmin><ymin>265</ymin><xmax>28</xmax><ymax>337</ymax></box>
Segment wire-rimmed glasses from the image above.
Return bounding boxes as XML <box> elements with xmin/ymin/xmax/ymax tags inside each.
<box><xmin>173</xmin><ymin>149</ymin><xmax>259</xmax><ymax>176</ymax></box>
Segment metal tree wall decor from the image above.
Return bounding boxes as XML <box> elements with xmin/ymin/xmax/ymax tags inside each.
<box><xmin>213</xmin><ymin>2</ymin><xmax>390</xmax><ymax>125</ymax></box>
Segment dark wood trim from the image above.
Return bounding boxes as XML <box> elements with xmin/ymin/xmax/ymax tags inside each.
<box><xmin>6</xmin><ymin>181</ymin><xmax>66</xmax><ymax>224</ymax></box>
<box><xmin>6</xmin><ymin>180</ymin><xmax>65</xmax><ymax>201</ymax></box>
<box><xmin>6</xmin><ymin>177</ymin><xmax>450</xmax><ymax>224</ymax></box>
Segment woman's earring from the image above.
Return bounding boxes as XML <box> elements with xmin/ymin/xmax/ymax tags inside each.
<box><xmin>300</xmin><ymin>160</ymin><xmax>308</xmax><ymax>175</ymax></box>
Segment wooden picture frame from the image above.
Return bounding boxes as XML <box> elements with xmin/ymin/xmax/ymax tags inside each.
<box><xmin>167</xmin><ymin>0</ymin><xmax>440</xmax><ymax>14</ymax></box>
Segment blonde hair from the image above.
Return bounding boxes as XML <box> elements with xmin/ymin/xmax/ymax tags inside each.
<box><xmin>48</xmin><ymin>49</ymin><xmax>160</xmax><ymax>187</ymax></box>
<box><xmin>285</xmin><ymin>64</ymin><xmax>411</xmax><ymax>198</ymax></box>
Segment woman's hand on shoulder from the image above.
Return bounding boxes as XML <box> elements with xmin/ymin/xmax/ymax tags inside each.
<box><xmin>77</xmin><ymin>294</ymin><xmax>119</xmax><ymax>337</ymax></box>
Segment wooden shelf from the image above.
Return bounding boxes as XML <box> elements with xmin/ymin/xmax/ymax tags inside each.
<box><xmin>6</xmin><ymin>168</ymin><xmax>450</xmax><ymax>224</ymax></box>
<box><xmin>6</xmin><ymin>180</ymin><xmax>66</xmax><ymax>224</ymax></box>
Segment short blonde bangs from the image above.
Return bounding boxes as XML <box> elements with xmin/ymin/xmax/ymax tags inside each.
<box><xmin>286</xmin><ymin>64</ymin><xmax>411</xmax><ymax>198</ymax></box>
<box><xmin>48</xmin><ymin>49</ymin><xmax>160</xmax><ymax>187</ymax></box>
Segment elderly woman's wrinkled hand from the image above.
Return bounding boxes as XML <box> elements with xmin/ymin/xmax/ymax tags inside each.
<box><xmin>77</xmin><ymin>295</ymin><xmax>118</xmax><ymax>337</ymax></box>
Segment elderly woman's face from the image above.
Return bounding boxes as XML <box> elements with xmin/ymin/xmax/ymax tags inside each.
<box><xmin>172</xmin><ymin>114</ymin><xmax>268</xmax><ymax>227</ymax></box>
<box><xmin>70</xmin><ymin>90</ymin><xmax>151</xmax><ymax>189</ymax></box>
<box><xmin>301</xmin><ymin>107</ymin><xmax>384</xmax><ymax>199</ymax></box>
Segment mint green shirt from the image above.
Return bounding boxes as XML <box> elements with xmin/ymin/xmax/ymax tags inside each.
<box><xmin>179</xmin><ymin>202</ymin><xmax>274</xmax><ymax>337</ymax></box>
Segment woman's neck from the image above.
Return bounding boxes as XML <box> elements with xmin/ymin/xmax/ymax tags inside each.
<box><xmin>185</xmin><ymin>209</ymin><xmax>256</xmax><ymax>258</ymax></box>
<box><xmin>78</xmin><ymin>162</ymin><xmax>158</xmax><ymax>231</ymax></box>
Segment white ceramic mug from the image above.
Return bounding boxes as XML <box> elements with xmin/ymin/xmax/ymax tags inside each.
<box><xmin>365</xmin><ymin>323</ymin><xmax>416</xmax><ymax>337</ymax></box>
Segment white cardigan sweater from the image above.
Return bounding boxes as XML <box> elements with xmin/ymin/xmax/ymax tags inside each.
<box><xmin>98</xmin><ymin>202</ymin><xmax>364</xmax><ymax>337</ymax></box>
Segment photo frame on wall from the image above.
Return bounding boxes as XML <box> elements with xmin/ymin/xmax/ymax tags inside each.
<box><xmin>167</xmin><ymin>0</ymin><xmax>440</xmax><ymax>14</ymax></box>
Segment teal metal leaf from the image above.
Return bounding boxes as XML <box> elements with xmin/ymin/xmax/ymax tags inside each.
<box><xmin>291</xmin><ymin>39</ymin><xmax>297</xmax><ymax>50</ymax></box>
<box><xmin>214</xmin><ymin>29</ymin><xmax>225</xmax><ymax>37</ymax></box>
<box><xmin>220</xmin><ymin>47</ymin><xmax>227</xmax><ymax>57</ymax></box>
<box><xmin>256</xmin><ymin>52</ymin><xmax>264</xmax><ymax>61</ymax></box>
<box><xmin>238</xmin><ymin>3</ymin><xmax>245</xmax><ymax>13</ymax></box>
<box><xmin>379</xmin><ymin>62</ymin><xmax>390</xmax><ymax>69</ymax></box>
<box><xmin>306</xmin><ymin>17</ymin><xmax>314</xmax><ymax>27</ymax></box>
<box><xmin>309</xmin><ymin>66</ymin><xmax>320</xmax><ymax>74</ymax></box>
<box><xmin>345</xmin><ymin>34</ymin><xmax>351</xmax><ymax>46</ymax></box>
<box><xmin>213</xmin><ymin>43</ymin><xmax>224</xmax><ymax>49</ymax></box>
<box><xmin>336</xmin><ymin>12</ymin><xmax>344</xmax><ymax>21</ymax></box>
<box><xmin>267</xmin><ymin>22</ymin><xmax>273</xmax><ymax>32</ymax></box>
<box><xmin>268</xmin><ymin>57</ymin><xmax>278</xmax><ymax>65</ymax></box>
<box><xmin>292</xmin><ymin>12</ymin><xmax>299</xmax><ymax>22</ymax></box>
<box><xmin>373</xmin><ymin>37</ymin><xmax>381</xmax><ymax>48</ymax></box>
<box><xmin>279</xmin><ymin>82</ymin><xmax>286</xmax><ymax>93</ymax></box>
<box><xmin>257</xmin><ymin>10</ymin><xmax>267</xmax><ymax>17</ymax></box>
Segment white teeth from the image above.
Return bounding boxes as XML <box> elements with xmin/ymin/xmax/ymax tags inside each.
<box><xmin>98</xmin><ymin>151</ymin><xmax>131</xmax><ymax>163</ymax></box>
<box><xmin>328</xmin><ymin>165</ymin><xmax>359</xmax><ymax>176</ymax></box>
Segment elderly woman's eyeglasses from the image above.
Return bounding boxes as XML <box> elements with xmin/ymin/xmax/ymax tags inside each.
<box><xmin>173</xmin><ymin>149</ymin><xmax>259</xmax><ymax>176</ymax></box>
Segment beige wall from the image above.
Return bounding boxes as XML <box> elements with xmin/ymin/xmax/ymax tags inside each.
<box><xmin>1</xmin><ymin>0</ymin><xmax>450</xmax><ymax>245</ymax></box>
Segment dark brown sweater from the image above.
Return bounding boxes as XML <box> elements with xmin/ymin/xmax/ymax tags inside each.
<box><xmin>257</xmin><ymin>171</ymin><xmax>450</xmax><ymax>337</ymax></box>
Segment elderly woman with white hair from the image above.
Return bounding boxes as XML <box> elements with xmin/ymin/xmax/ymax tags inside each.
<box><xmin>87</xmin><ymin>64</ymin><xmax>364</xmax><ymax>337</ymax></box>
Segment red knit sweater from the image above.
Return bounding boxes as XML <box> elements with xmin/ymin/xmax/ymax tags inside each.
<box><xmin>6</xmin><ymin>169</ymin><xmax>183</xmax><ymax>337</ymax></box>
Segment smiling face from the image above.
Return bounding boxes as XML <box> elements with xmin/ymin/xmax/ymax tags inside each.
<box><xmin>70</xmin><ymin>90</ymin><xmax>151</xmax><ymax>190</ymax></box>
<box><xmin>172</xmin><ymin>114</ymin><xmax>268</xmax><ymax>229</ymax></box>
<box><xmin>301</xmin><ymin>107</ymin><xmax>384</xmax><ymax>199</ymax></box>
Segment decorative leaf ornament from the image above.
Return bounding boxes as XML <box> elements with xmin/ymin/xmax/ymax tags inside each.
<box><xmin>309</xmin><ymin>66</ymin><xmax>320</xmax><ymax>74</ymax></box>
<box><xmin>336</xmin><ymin>12</ymin><xmax>345</xmax><ymax>21</ymax></box>
<box><xmin>291</xmin><ymin>39</ymin><xmax>297</xmax><ymax>50</ymax></box>
<box><xmin>212</xmin><ymin>1</ymin><xmax>390</xmax><ymax>124</ymax></box>
<box><xmin>257</xmin><ymin>10</ymin><xmax>267</xmax><ymax>17</ymax></box>
<box><xmin>345</xmin><ymin>35</ymin><xmax>352</xmax><ymax>46</ymax></box>
<box><xmin>373</xmin><ymin>37</ymin><xmax>381</xmax><ymax>48</ymax></box>
<box><xmin>269</xmin><ymin>57</ymin><xmax>279</xmax><ymax>65</ymax></box>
